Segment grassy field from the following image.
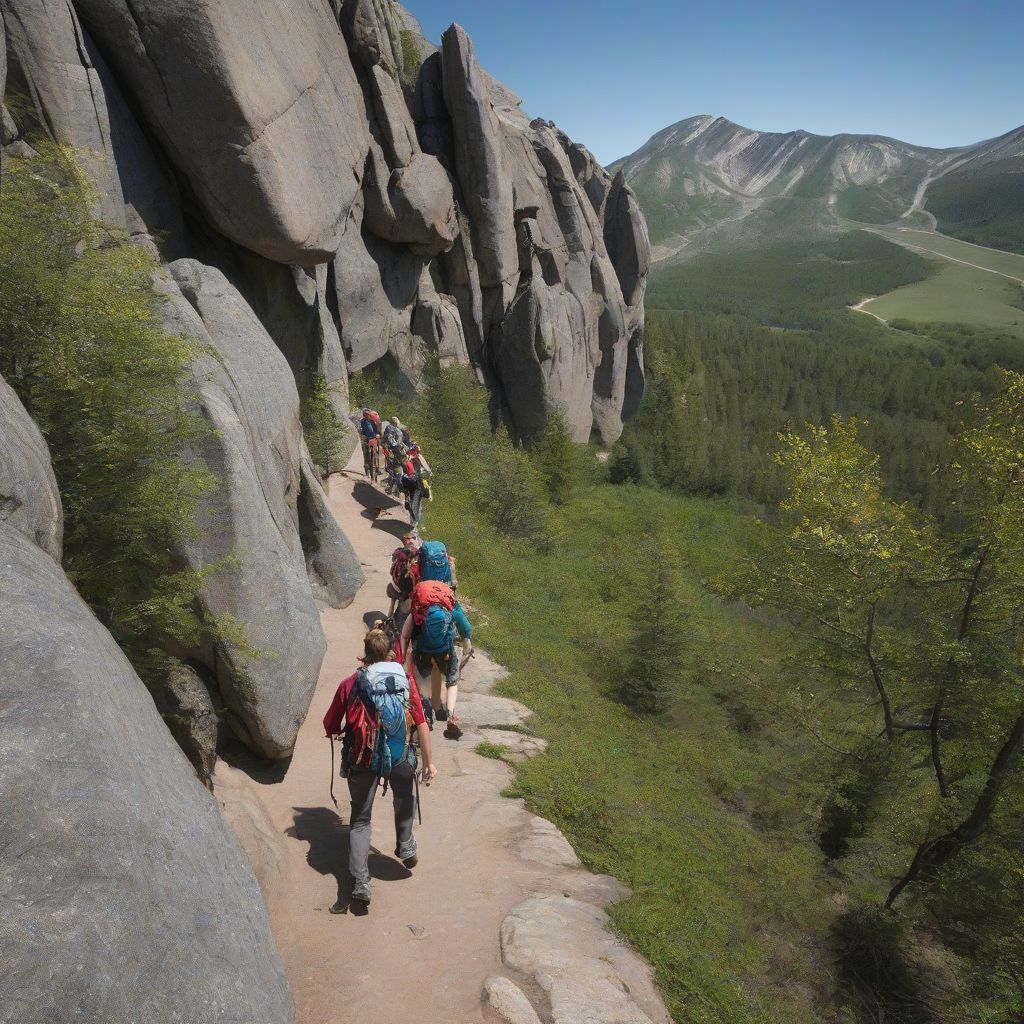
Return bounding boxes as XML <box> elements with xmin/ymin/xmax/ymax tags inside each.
<box><xmin>856</xmin><ymin>228</ymin><xmax>1024</xmax><ymax>338</ymax></box>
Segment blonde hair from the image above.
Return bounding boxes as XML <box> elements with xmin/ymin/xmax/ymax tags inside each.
<box><xmin>363</xmin><ymin>629</ymin><xmax>392</xmax><ymax>665</ymax></box>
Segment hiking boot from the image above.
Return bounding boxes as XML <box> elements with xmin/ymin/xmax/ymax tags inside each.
<box><xmin>396</xmin><ymin>848</ymin><xmax>419</xmax><ymax>870</ymax></box>
<box><xmin>351</xmin><ymin>881</ymin><xmax>371</xmax><ymax>906</ymax></box>
<box><xmin>443</xmin><ymin>716</ymin><xmax>463</xmax><ymax>740</ymax></box>
<box><xmin>435</xmin><ymin>703</ymin><xmax>448</xmax><ymax>722</ymax></box>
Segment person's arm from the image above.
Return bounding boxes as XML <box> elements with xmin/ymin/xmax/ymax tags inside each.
<box><xmin>416</xmin><ymin>722</ymin><xmax>437</xmax><ymax>783</ymax></box>
<box><xmin>401</xmin><ymin>615</ymin><xmax>414</xmax><ymax>673</ymax></box>
<box><xmin>323</xmin><ymin>673</ymin><xmax>355</xmax><ymax>736</ymax></box>
<box><xmin>453</xmin><ymin>603</ymin><xmax>473</xmax><ymax>662</ymax></box>
<box><xmin>448</xmin><ymin>554</ymin><xmax>458</xmax><ymax>590</ymax></box>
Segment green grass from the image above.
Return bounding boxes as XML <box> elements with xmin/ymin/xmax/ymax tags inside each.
<box><xmin>855</xmin><ymin>228</ymin><xmax>1024</xmax><ymax>338</ymax></box>
<box><xmin>475</xmin><ymin>741</ymin><xmax>506</xmax><ymax>760</ymax></box>
<box><xmin>417</xmin><ymin>469</ymin><xmax>836</xmax><ymax>1023</ymax></box>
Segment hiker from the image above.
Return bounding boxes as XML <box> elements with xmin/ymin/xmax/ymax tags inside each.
<box><xmin>358</xmin><ymin>408</ymin><xmax>381</xmax><ymax>475</ymax></box>
<box><xmin>401</xmin><ymin>580</ymin><xmax>473</xmax><ymax>741</ymax></box>
<box><xmin>323</xmin><ymin>628</ymin><xmax>437</xmax><ymax>909</ymax></box>
<box><xmin>380</xmin><ymin>416</ymin><xmax>408</xmax><ymax>496</ymax></box>
<box><xmin>401</xmin><ymin>447</ymin><xmax>429</xmax><ymax>528</ymax></box>
<box><xmin>388</xmin><ymin>532</ymin><xmax>420</xmax><ymax>620</ymax></box>
<box><xmin>413</xmin><ymin>538</ymin><xmax>458</xmax><ymax>591</ymax></box>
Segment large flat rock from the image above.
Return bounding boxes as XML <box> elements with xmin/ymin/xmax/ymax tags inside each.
<box><xmin>500</xmin><ymin>895</ymin><xmax>672</xmax><ymax>1024</ymax></box>
<box><xmin>0</xmin><ymin>525</ymin><xmax>293</xmax><ymax>1024</ymax></box>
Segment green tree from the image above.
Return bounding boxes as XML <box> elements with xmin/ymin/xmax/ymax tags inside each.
<box><xmin>0</xmin><ymin>146</ymin><xmax>225</xmax><ymax>683</ymax></box>
<box><xmin>532</xmin><ymin>404</ymin><xmax>583</xmax><ymax>505</ymax></box>
<box><xmin>299</xmin><ymin>370</ymin><xmax>346</xmax><ymax>472</ymax></box>
<box><xmin>620</xmin><ymin>540</ymin><xmax>687</xmax><ymax>715</ymax></box>
<box><xmin>746</xmin><ymin>384</ymin><xmax>1024</xmax><ymax>934</ymax></box>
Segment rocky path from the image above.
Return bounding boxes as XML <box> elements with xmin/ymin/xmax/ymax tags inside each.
<box><xmin>214</xmin><ymin>449</ymin><xmax>671</xmax><ymax>1024</ymax></box>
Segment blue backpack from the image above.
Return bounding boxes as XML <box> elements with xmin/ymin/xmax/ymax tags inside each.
<box><xmin>356</xmin><ymin>663</ymin><xmax>413</xmax><ymax>777</ymax></box>
<box><xmin>418</xmin><ymin>541</ymin><xmax>452</xmax><ymax>584</ymax></box>
<box><xmin>418</xmin><ymin>604</ymin><xmax>455</xmax><ymax>655</ymax></box>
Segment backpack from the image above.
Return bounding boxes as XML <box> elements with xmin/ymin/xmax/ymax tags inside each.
<box><xmin>411</xmin><ymin>580</ymin><xmax>455</xmax><ymax>624</ymax></box>
<box><xmin>418</xmin><ymin>541</ymin><xmax>452</xmax><ymax>584</ymax></box>
<box><xmin>391</xmin><ymin>547</ymin><xmax>415</xmax><ymax>593</ymax></box>
<box><xmin>419</xmin><ymin>604</ymin><xmax>455</xmax><ymax>655</ymax></box>
<box><xmin>344</xmin><ymin>663</ymin><xmax>413</xmax><ymax>778</ymax></box>
<box><xmin>366</xmin><ymin>410</ymin><xmax>382</xmax><ymax>430</ymax></box>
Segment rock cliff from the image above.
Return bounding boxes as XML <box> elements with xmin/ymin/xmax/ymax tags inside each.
<box><xmin>2</xmin><ymin>0</ymin><xmax>648</xmax><ymax>444</ymax></box>
<box><xmin>0</xmin><ymin>376</ymin><xmax>293</xmax><ymax>1024</ymax></box>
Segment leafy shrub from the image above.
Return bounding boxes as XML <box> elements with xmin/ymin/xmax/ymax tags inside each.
<box><xmin>0</xmin><ymin>146</ymin><xmax>228</xmax><ymax>684</ymax></box>
<box><xmin>300</xmin><ymin>370</ymin><xmax>347</xmax><ymax>472</ymax></box>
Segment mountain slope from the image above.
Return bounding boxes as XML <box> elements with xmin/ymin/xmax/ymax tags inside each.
<box><xmin>615</xmin><ymin>115</ymin><xmax>1024</xmax><ymax>260</ymax></box>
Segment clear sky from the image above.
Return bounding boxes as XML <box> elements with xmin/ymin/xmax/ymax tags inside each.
<box><xmin>405</xmin><ymin>0</ymin><xmax>1024</xmax><ymax>165</ymax></box>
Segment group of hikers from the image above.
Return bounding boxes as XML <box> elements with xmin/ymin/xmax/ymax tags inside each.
<box><xmin>323</xmin><ymin>411</ymin><xmax>473</xmax><ymax>909</ymax></box>
<box><xmin>354</xmin><ymin>407</ymin><xmax>432</xmax><ymax>528</ymax></box>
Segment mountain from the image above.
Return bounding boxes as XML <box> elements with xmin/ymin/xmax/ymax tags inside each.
<box><xmin>614</xmin><ymin>115</ymin><xmax>1024</xmax><ymax>260</ymax></box>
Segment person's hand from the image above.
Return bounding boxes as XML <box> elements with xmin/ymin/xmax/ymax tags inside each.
<box><xmin>460</xmin><ymin>641</ymin><xmax>474</xmax><ymax>669</ymax></box>
<box><xmin>421</xmin><ymin>762</ymin><xmax>437</xmax><ymax>785</ymax></box>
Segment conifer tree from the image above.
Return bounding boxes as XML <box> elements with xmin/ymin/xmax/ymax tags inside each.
<box><xmin>620</xmin><ymin>540</ymin><xmax>687</xmax><ymax>716</ymax></box>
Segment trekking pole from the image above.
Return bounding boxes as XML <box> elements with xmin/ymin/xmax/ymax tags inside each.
<box><xmin>414</xmin><ymin>769</ymin><xmax>423</xmax><ymax>824</ymax></box>
<box><xmin>329</xmin><ymin>737</ymin><xmax>338</xmax><ymax>809</ymax></box>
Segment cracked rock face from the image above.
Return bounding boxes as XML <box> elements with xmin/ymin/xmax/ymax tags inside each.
<box><xmin>72</xmin><ymin>0</ymin><xmax>370</xmax><ymax>264</ymax></box>
<box><xmin>0</xmin><ymin>374</ymin><xmax>63</xmax><ymax>561</ymax></box>
<box><xmin>156</xmin><ymin>260</ymin><xmax>362</xmax><ymax>761</ymax></box>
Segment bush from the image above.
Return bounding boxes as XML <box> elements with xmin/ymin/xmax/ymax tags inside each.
<box><xmin>0</xmin><ymin>146</ymin><xmax>226</xmax><ymax>684</ymax></box>
<box><xmin>299</xmin><ymin>370</ymin><xmax>347</xmax><ymax>472</ymax></box>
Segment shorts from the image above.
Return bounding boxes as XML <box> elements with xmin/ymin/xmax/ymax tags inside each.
<box><xmin>386</xmin><ymin>582</ymin><xmax>402</xmax><ymax>602</ymax></box>
<box><xmin>413</xmin><ymin>646</ymin><xmax>460</xmax><ymax>689</ymax></box>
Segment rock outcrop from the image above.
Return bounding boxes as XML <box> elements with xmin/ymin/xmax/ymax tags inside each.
<box><xmin>3</xmin><ymin>0</ymin><xmax>645</xmax><ymax>440</ymax></box>
<box><xmin>156</xmin><ymin>260</ymin><xmax>362</xmax><ymax>760</ymax></box>
<box><xmin>0</xmin><ymin>379</ymin><xmax>293</xmax><ymax>1024</ymax></box>
<box><xmin>0</xmin><ymin>0</ymin><xmax>181</xmax><ymax>238</ymax></box>
<box><xmin>0</xmin><ymin>375</ymin><xmax>62</xmax><ymax>560</ymax></box>
<box><xmin>72</xmin><ymin>0</ymin><xmax>370</xmax><ymax>264</ymax></box>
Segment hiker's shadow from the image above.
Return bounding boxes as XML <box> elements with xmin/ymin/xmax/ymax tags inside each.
<box><xmin>288</xmin><ymin>806</ymin><xmax>410</xmax><ymax>916</ymax></box>
<box><xmin>352</xmin><ymin>480</ymin><xmax>398</xmax><ymax>514</ymax></box>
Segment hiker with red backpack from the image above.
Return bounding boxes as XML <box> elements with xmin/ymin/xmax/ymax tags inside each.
<box><xmin>323</xmin><ymin>628</ymin><xmax>437</xmax><ymax>909</ymax></box>
<box><xmin>388</xmin><ymin>532</ymin><xmax>420</xmax><ymax>620</ymax></box>
<box><xmin>400</xmin><ymin>579</ymin><xmax>473</xmax><ymax>741</ymax></box>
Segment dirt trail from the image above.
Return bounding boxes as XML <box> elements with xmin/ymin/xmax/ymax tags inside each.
<box><xmin>214</xmin><ymin>448</ymin><xmax>642</xmax><ymax>1024</ymax></box>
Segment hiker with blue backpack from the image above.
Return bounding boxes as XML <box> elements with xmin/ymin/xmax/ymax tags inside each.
<box><xmin>322</xmin><ymin>627</ymin><xmax>437</xmax><ymax>909</ymax></box>
<box><xmin>400</xmin><ymin>576</ymin><xmax>473</xmax><ymax>741</ymax></box>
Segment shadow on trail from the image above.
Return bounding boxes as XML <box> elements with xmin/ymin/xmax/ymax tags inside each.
<box><xmin>288</xmin><ymin>806</ymin><xmax>410</xmax><ymax>915</ymax></box>
<box><xmin>362</xmin><ymin>610</ymin><xmax>389</xmax><ymax>630</ymax></box>
<box><xmin>352</xmin><ymin>480</ymin><xmax>398</xmax><ymax>514</ymax></box>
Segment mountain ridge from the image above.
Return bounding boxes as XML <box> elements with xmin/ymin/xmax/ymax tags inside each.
<box><xmin>615</xmin><ymin>114</ymin><xmax>1024</xmax><ymax>260</ymax></box>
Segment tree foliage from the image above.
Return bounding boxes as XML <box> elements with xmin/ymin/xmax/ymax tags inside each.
<box><xmin>743</xmin><ymin>380</ymin><xmax>1024</xmax><ymax>1014</ymax></box>
<box><xmin>0</xmin><ymin>146</ymin><xmax>225</xmax><ymax>682</ymax></box>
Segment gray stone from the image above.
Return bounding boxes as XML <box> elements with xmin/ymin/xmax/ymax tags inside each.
<box><xmin>500</xmin><ymin>895</ymin><xmax>672</xmax><ymax>1024</ymax></box>
<box><xmin>459</xmin><ymin>692</ymin><xmax>532</xmax><ymax>731</ymax></box>
<box><xmin>155</xmin><ymin>663</ymin><xmax>220</xmax><ymax>788</ymax></box>
<box><xmin>518</xmin><ymin>816</ymin><xmax>581</xmax><ymax>869</ymax></box>
<box><xmin>478</xmin><ymin>728</ymin><xmax>547</xmax><ymax>764</ymax></box>
<box><xmin>298</xmin><ymin>443</ymin><xmax>364</xmax><ymax>607</ymax></box>
<box><xmin>338</xmin><ymin>0</ymin><xmax>433</xmax><ymax>77</ymax></box>
<box><xmin>225</xmin><ymin>249</ymin><xmax>359</xmax><ymax>462</ymax></box>
<box><xmin>0</xmin><ymin>0</ymin><xmax>181</xmax><ymax>240</ymax></box>
<box><xmin>605</xmin><ymin>171</ymin><xmax>652</xmax><ymax>308</ymax></box>
<box><xmin>0</xmin><ymin>374</ymin><xmax>62</xmax><ymax>561</ymax></box>
<box><xmin>483</xmin><ymin>976</ymin><xmax>543</xmax><ymax>1024</ymax></box>
<box><xmin>158</xmin><ymin>260</ymin><xmax>328</xmax><ymax>760</ymax></box>
<box><xmin>441</xmin><ymin>25</ymin><xmax>517</xmax><ymax>313</ymax></box>
<box><xmin>74</xmin><ymin>0</ymin><xmax>370</xmax><ymax>264</ymax></box>
<box><xmin>0</xmin><ymin>524</ymin><xmax>293</xmax><ymax>1024</ymax></box>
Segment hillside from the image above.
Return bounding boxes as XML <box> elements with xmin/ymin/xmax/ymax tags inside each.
<box><xmin>615</xmin><ymin>115</ymin><xmax>1024</xmax><ymax>260</ymax></box>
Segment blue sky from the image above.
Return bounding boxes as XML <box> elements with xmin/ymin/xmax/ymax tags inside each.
<box><xmin>405</xmin><ymin>0</ymin><xmax>1024</xmax><ymax>165</ymax></box>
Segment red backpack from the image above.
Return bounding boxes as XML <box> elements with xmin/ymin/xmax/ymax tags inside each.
<box><xmin>391</xmin><ymin>547</ymin><xmax>415</xmax><ymax>592</ymax></box>
<box><xmin>411</xmin><ymin>580</ymin><xmax>454</xmax><ymax>626</ymax></box>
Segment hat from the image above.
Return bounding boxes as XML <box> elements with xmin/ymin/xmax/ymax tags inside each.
<box><xmin>390</xmin><ymin>416</ymin><xmax>402</xmax><ymax>426</ymax></box>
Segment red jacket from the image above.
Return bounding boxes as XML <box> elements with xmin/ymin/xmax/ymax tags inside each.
<box><xmin>323</xmin><ymin>665</ymin><xmax>425</xmax><ymax>737</ymax></box>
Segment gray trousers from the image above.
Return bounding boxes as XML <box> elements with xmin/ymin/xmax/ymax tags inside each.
<box><xmin>346</xmin><ymin>761</ymin><xmax>417</xmax><ymax>886</ymax></box>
